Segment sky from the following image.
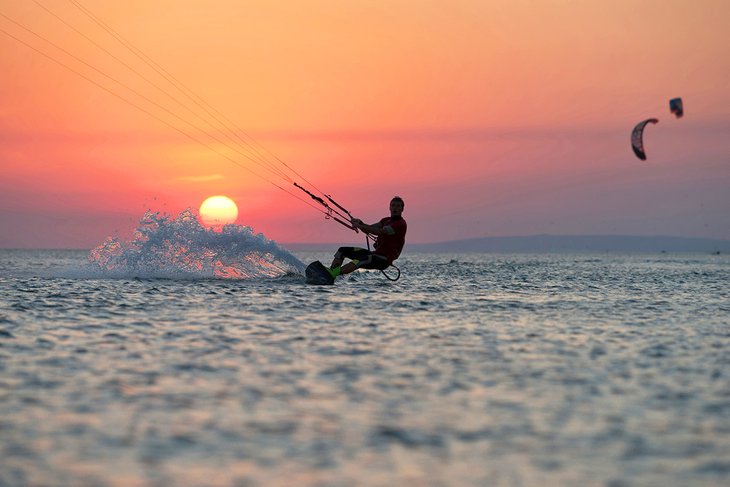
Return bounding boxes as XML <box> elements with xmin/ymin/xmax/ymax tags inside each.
<box><xmin>1</xmin><ymin>0</ymin><xmax>729</xmax><ymax>248</ymax></box>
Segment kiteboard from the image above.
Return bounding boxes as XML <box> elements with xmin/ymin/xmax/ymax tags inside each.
<box><xmin>305</xmin><ymin>260</ymin><xmax>335</xmax><ymax>285</ymax></box>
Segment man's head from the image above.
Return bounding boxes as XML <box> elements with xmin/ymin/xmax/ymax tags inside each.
<box><xmin>390</xmin><ymin>196</ymin><xmax>404</xmax><ymax>217</ymax></box>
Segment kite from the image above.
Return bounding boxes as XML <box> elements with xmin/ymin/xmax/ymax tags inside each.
<box><xmin>631</xmin><ymin>118</ymin><xmax>659</xmax><ymax>160</ymax></box>
<box><xmin>669</xmin><ymin>98</ymin><xmax>684</xmax><ymax>118</ymax></box>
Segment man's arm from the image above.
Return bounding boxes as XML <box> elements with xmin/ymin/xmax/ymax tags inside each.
<box><xmin>351</xmin><ymin>218</ymin><xmax>395</xmax><ymax>236</ymax></box>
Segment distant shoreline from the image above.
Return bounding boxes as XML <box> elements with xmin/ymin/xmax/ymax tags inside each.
<box><xmin>2</xmin><ymin>235</ymin><xmax>729</xmax><ymax>253</ymax></box>
<box><xmin>284</xmin><ymin>235</ymin><xmax>730</xmax><ymax>254</ymax></box>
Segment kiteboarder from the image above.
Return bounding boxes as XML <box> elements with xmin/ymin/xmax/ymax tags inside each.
<box><xmin>327</xmin><ymin>196</ymin><xmax>407</xmax><ymax>279</ymax></box>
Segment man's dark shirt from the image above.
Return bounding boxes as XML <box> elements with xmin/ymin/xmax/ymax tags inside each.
<box><xmin>373</xmin><ymin>216</ymin><xmax>407</xmax><ymax>264</ymax></box>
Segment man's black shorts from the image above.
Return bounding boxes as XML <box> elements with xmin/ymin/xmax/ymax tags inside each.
<box><xmin>336</xmin><ymin>247</ymin><xmax>389</xmax><ymax>270</ymax></box>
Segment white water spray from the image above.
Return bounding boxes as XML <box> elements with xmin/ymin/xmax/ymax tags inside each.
<box><xmin>88</xmin><ymin>209</ymin><xmax>305</xmax><ymax>279</ymax></box>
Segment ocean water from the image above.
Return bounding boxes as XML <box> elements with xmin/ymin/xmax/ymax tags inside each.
<box><xmin>1</xmin><ymin>223</ymin><xmax>729</xmax><ymax>486</ymax></box>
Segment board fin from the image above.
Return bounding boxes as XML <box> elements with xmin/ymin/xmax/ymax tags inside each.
<box><xmin>305</xmin><ymin>260</ymin><xmax>335</xmax><ymax>285</ymax></box>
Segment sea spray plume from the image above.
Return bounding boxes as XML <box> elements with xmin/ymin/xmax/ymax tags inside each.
<box><xmin>89</xmin><ymin>209</ymin><xmax>305</xmax><ymax>279</ymax></box>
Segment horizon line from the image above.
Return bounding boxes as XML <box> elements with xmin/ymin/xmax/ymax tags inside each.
<box><xmin>3</xmin><ymin>233</ymin><xmax>729</xmax><ymax>252</ymax></box>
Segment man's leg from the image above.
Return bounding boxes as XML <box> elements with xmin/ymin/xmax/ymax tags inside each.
<box><xmin>328</xmin><ymin>248</ymin><xmax>369</xmax><ymax>279</ymax></box>
<box><xmin>330</xmin><ymin>247</ymin><xmax>349</xmax><ymax>268</ymax></box>
<box><xmin>333</xmin><ymin>251</ymin><xmax>384</xmax><ymax>277</ymax></box>
<box><xmin>339</xmin><ymin>261</ymin><xmax>359</xmax><ymax>275</ymax></box>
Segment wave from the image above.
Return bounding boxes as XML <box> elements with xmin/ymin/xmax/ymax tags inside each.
<box><xmin>87</xmin><ymin>209</ymin><xmax>305</xmax><ymax>279</ymax></box>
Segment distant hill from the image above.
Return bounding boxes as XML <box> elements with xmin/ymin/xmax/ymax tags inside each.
<box><xmin>408</xmin><ymin>235</ymin><xmax>730</xmax><ymax>253</ymax></box>
<box><xmin>285</xmin><ymin>235</ymin><xmax>730</xmax><ymax>253</ymax></box>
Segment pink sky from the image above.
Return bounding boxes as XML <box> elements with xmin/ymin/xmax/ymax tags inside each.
<box><xmin>1</xmin><ymin>0</ymin><xmax>729</xmax><ymax>248</ymax></box>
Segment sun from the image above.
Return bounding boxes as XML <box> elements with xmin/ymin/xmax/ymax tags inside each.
<box><xmin>199</xmin><ymin>195</ymin><xmax>238</xmax><ymax>228</ymax></box>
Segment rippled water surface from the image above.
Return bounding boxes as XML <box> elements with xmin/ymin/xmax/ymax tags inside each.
<box><xmin>1</xmin><ymin>249</ymin><xmax>729</xmax><ymax>487</ymax></box>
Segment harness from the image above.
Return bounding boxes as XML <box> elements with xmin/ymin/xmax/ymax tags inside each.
<box><xmin>364</xmin><ymin>229</ymin><xmax>401</xmax><ymax>282</ymax></box>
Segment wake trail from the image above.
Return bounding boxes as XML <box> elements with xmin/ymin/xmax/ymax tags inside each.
<box><xmin>86</xmin><ymin>209</ymin><xmax>305</xmax><ymax>280</ymax></box>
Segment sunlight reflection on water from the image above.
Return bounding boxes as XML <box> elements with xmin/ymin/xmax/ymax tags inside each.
<box><xmin>0</xmin><ymin>250</ymin><xmax>729</xmax><ymax>486</ymax></box>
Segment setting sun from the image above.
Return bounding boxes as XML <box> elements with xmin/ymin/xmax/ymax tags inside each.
<box><xmin>199</xmin><ymin>195</ymin><xmax>238</xmax><ymax>228</ymax></box>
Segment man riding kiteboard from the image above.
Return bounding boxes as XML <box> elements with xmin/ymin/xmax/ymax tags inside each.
<box><xmin>304</xmin><ymin>196</ymin><xmax>407</xmax><ymax>284</ymax></box>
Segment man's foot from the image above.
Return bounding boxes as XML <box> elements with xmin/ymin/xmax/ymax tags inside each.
<box><xmin>327</xmin><ymin>266</ymin><xmax>341</xmax><ymax>279</ymax></box>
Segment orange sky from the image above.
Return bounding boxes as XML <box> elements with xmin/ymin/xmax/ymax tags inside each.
<box><xmin>1</xmin><ymin>0</ymin><xmax>729</xmax><ymax>247</ymax></box>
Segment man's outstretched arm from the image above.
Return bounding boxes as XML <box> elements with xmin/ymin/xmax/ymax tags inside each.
<box><xmin>351</xmin><ymin>219</ymin><xmax>394</xmax><ymax>236</ymax></box>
